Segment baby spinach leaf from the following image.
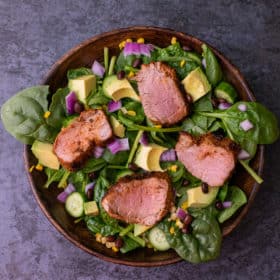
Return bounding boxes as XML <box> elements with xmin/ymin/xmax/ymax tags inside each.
<box><xmin>218</xmin><ymin>186</ymin><xmax>247</xmax><ymax>223</ymax></box>
<box><xmin>193</xmin><ymin>93</ymin><xmax>213</xmax><ymax>112</ymax></box>
<box><xmin>81</xmin><ymin>158</ymin><xmax>107</xmax><ymax>173</ymax></box>
<box><xmin>202</xmin><ymin>44</ymin><xmax>223</xmax><ymax>86</ymax></box>
<box><xmin>86</xmin><ymin>216</ymin><xmax>104</xmax><ymax>233</ymax></box>
<box><xmin>120</xmin><ymin>236</ymin><xmax>141</xmax><ymax>253</ymax></box>
<box><xmin>103</xmin><ymin>149</ymin><xmax>129</xmax><ymax>165</ymax></box>
<box><xmin>218</xmin><ymin>184</ymin><xmax>228</xmax><ymax>202</ymax></box>
<box><xmin>67</xmin><ymin>67</ymin><xmax>93</xmax><ymax>80</ymax></box>
<box><xmin>43</xmin><ymin>167</ymin><xmax>66</xmax><ymax>188</ymax></box>
<box><xmin>1</xmin><ymin>85</ymin><xmax>57</xmax><ymax>144</ymax></box>
<box><xmin>46</xmin><ymin>87</ymin><xmax>69</xmax><ymax>129</ymax></box>
<box><xmin>118</xmin><ymin>101</ymin><xmax>145</xmax><ymax>124</ymax></box>
<box><xmin>94</xmin><ymin>175</ymin><xmax>110</xmax><ymax>203</ymax></box>
<box><xmin>159</xmin><ymin>206</ymin><xmax>222</xmax><ymax>263</ymax></box>
<box><xmin>68</xmin><ymin>171</ymin><xmax>88</xmax><ymax>192</ymax></box>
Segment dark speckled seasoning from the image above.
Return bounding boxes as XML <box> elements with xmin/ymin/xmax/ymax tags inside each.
<box><xmin>0</xmin><ymin>0</ymin><xmax>280</xmax><ymax>279</ymax></box>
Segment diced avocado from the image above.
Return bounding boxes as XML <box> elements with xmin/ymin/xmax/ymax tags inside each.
<box><xmin>187</xmin><ymin>185</ymin><xmax>219</xmax><ymax>208</ymax></box>
<box><xmin>134</xmin><ymin>144</ymin><xmax>167</xmax><ymax>171</ymax></box>
<box><xmin>110</xmin><ymin>115</ymin><xmax>125</xmax><ymax>138</ymax></box>
<box><xmin>134</xmin><ymin>224</ymin><xmax>151</xmax><ymax>236</ymax></box>
<box><xmin>214</xmin><ymin>81</ymin><xmax>238</xmax><ymax>104</ymax></box>
<box><xmin>103</xmin><ymin>75</ymin><xmax>140</xmax><ymax>101</ymax></box>
<box><xmin>68</xmin><ymin>74</ymin><xmax>96</xmax><ymax>104</ymax></box>
<box><xmin>31</xmin><ymin>140</ymin><xmax>60</xmax><ymax>170</ymax></box>
<box><xmin>182</xmin><ymin>67</ymin><xmax>211</xmax><ymax>102</ymax></box>
<box><xmin>84</xmin><ymin>201</ymin><xmax>99</xmax><ymax>216</ymax></box>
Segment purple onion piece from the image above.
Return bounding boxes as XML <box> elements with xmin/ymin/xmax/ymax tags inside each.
<box><xmin>238</xmin><ymin>149</ymin><xmax>251</xmax><ymax>160</ymax></box>
<box><xmin>93</xmin><ymin>146</ymin><xmax>105</xmax><ymax>158</ymax></box>
<box><xmin>238</xmin><ymin>103</ymin><xmax>247</xmax><ymax>112</ymax></box>
<box><xmin>139</xmin><ymin>132</ymin><xmax>149</xmax><ymax>146</ymax></box>
<box><xmin>64</xmin><ymin>183</ymin><xmax>76</xmax><ymax>194</ymax></box>
<box><xmin>176</xmin><ymin>208</ymin><xmax>187</xmax><ymax>221</ymax></box>
<box><xmin>240</xmin><ymin>119</ymin><xmax>254</xmax><ymax>131</ymax></box>
<box><xmin>65</xmin><ymin>91</ymin><xmax>78</xmax><ymax>115</ymax></box>
<box><xmin>85</xmin><ymin>182</ymin><xmax>95</xmax><ymax>194</ymax></box>
<box><xmin>92</xmin><ymin>60</ymin><xmax>105</xmax><ymax>78</ymax></box>
<box><xmin>57</xmin><ymin>191</ymin><xmax>68</xmax><ymax>203</ymax></box>
<box><xmin>123</xmin><ymin>42</ymin><xmax>153</xmax><ymax>57</ymax></box>
<box><xmin>160</xmin><ymin>149</ymin><xmax>177</xmax><ymax>162</ymax></box>
<box><xmin>222</xmin><ymin>201</ymin><xmax>232</xmax><ymax>208</ymax></box>
<box><xmin>107</xmin><ymin>138</ymin><xmax>130</xmax><ymax>154</ymax></box>
<box><xmin>218</xmin><ymin>102</ymin><xmax>232</xmax><ymax>110</ymax></box>
<box><xmin>108</xmin><ymin>100</ymin><xmax>122</xmax><ymax>112</ymax></box>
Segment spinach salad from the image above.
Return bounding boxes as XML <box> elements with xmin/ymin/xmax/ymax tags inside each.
<box><xmin>1</xmin><ymin>37</ymin><xmax>279</xmax><ymax>263</ymax></box>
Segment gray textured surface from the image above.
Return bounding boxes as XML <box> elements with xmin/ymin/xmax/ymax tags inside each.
<box><xmin>0</xmin><ymin>0</ymin><xmax>279</xmax><ymax>279</ymax></box>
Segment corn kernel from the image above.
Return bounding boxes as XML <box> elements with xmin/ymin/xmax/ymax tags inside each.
<box><xmin>101</xmin><ymin>237</ymin><xmax>107</xmax><ymax>244</ymax></box>
<box><xmin>106</xmin><ymin>242</ymin><xmax>114</xmax><ymax>248</ymax></box>
<box><xmin>120</xmin><ymin>107</ymin><xmax>128</xmax><ymax>114</ymax></box>
<box><xmin>137</xmin><ymin>37</ymin><xmax>145</xmax><ymax>44</ymax></box>
<box><xmin>175</xmin><ymin>219</ymin><xmax>184</xmax><ymax>229</ymax></box>
<box><xmin>126</xmin><ymin>110</ymin><xmax>136</xmax><ymax>116</ymax></box>
<box><xmin>181</xmin><ymin>201</ymin><xmax>188</xmax><ymax>210</ymax></box>
<box><xmin>44</xmin><ymin>111</ymin><xmax>51</xmax><ymax>119</ymax></box>
<box><xmin>180</xmin><ymin>60</ymin><xmax>186</xmax><ymax>67</ymax></box>
<box><xmin>171</xmin><ymin>37</ymin><xmax>177</xmax><ymax>45</ymax></box>
<box><xmin>29</xmin><ymin>165</ymin><xmax>35</xmax><ymax>172</ymax></box>
<box><xmin>126</xmin><ymin>38</ymin><xmax>132</xmax><ymax>43</ymax></box>
<box><xmin>171</xmin><ymin>206</ymin><xmax>176</xmax><ymax>213</ymax></box>
<box><xmin>170</xmin><ymin>212</ymin><xmax>177</xmax><ymax>221</ymax></box>
<box><xmin>168</xmin><ymin>165</ymin><xmax>178</xmax><ymax>172</ymax></box>
<box><xmin>127</xmin><ymin>71</ymin><xmax>135</xmax><ymax>78</ymax></box>
<box><xmin>95</xmin><ymin>233</ymin><xmax>102</xmax><ymax>243</ymax></box>
<box><xmin>119</xmin><ymin>41</ymin><xmax>126</xmax><ymax>50</ymax></box>
<box><xmin>112</xmin><ymin>246</ymin><xmax>119</xmax><ymax>252</ymax></box>
<box><xmin>169</xmin><ymin>226</ymin><xmax>175</xmax><ymax>234</ymax></box>
<box><xmin>35</xmin><ymin>164</ymin><xmax>43</xmax><ymax>171</ymax></box>
<box><xmin>154</xmin><ymin>125</ymin><xmax>162</xmax><ymax>128</ymax></box>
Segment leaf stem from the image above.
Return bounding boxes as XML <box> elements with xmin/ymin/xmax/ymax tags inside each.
<box><xmin>108</xmin><ymin>56</ymin><xmax>116</xmax><ymax>75</ymax></box>
<box><xmin>104</xmin><ymin>47</ymin><xmax>109</xmax><ymax>74</ymax></box>
<box><xmin>126</xmin><ymin>130</ymin><xmax>143</xmax><ymax>167</ymax></box>
<box><xmin>239</xmin><ymin>160</ymin><xmax>263</xmax><ymax>184</ymax></box>
<box><xmin>127</xmin><ymin>124</ymin><xmax>182</xmax><ymax>133</ymax></box>
<box><xmin>119</xmin><ymin>224</ymin><xmax>134</xmax><ymax>237</ymax></box>
<box><xmin>107</xmin><ymin>165</ymin><xmax>127</xmax><ymax>170</ymax></box>
<box><xmin>58</xmin><ymin>170</ymin><xmax>71</xmax><ymax>188</ymax></box>
<box><xmin>127</xmin><ymin>232</ymin><xmax>145</xmax><ymax>247</ymax></box>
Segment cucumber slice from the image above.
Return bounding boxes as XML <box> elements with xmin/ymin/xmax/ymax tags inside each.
<box><xmin>65</xmin><ymin>192</ymin><xmax>84</xmax><ymax>218</ymax></box>
<box><xmin>214</xmin><ymin>81</ymin><xmax>237</xmax><ymax>103</ymax></box>
<box><xmin>148</xmin><ymin>227</ymin><xmax>170</xmax><ymax>251</ymax></box>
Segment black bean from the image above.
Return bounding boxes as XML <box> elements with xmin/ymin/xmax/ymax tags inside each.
<box><xmin>88</xmin><ymin>172</ymin><xmax>96</xmax><ymax>180</ymax></box>
<box><xmin>211</xmin><ymin>98</ymin><xmax>219</xmax><ymax>108</ymax></box>
<box><xmin>215</xmin><ymin>201</ymin><xmax>224</xmax><ymax>210</ymax></box>
<box><xmin>212</xmin><ymin>129</ymin><xmax>225</xmax><ymax>139</ymax></box>
<box><xmin>74</xmin><ymin>102</ymin><xmax>84</xmax><ymax>114</ymax></box>
<box><xmin>128</xmin><ymin>163</ymin><xmax>139</xmax><ymax>171</ymax></box>
<box><xmin>115</xmin><ymin>237</ymin><xmax>124</xmax><ymax>248</ymax></box>
<box><xmin>106</xmin><ymin>235</ymin><xmax>116</xmax><ymax>242</ymax></box>
<box><xmin>185</xmin><ymin>93</ymin><xmax>193</xmax><ymax>104</ymax></box>
<box><xmin>201</xmin><ymin>182</ymin><xmax>209</xmax><ymax>194</ymax></box>
<box><xmin>86</xmin><ymin>188</ymin><xmax>93</xmax><ymax>200</ymax></box>
<box><xmin>132</xmin><ymin>58</ymin><xmax>142</xmax><ymax>68</ymax></box>
<box><xmin>183</xmin><ymin>180</ymin><xmax>190</xmax><ymax>186</ymax></box>
<box><xmin>117</xmin><ymin>70</ymin><xmax>125</xmax><ymax>80</ymax></box>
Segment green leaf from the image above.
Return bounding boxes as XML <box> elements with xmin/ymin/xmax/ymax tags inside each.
<box><xmin>67</xmin><ymin>67</ymin><xmax>93</xmax><ymax>80</ymax></box>
<box><xmin>68</xmin><ymin>171</ymin><xmax>88</xmax><ymax>192</ymax></box>
<box><xmin>46</xmin><ymin>87</ymin><xmax>69</xmax><ymax>129</ymax></box>
<box><xmin>193</xmin><ymin>93</ymin><xmax>213</xmax><ymax>112</ymax></box>
<box><xmin>218</xmin><ymin>186</ymin><xmax>247</xmax><ymax>223</ymax></box>
<box><xmin>118</xmin><ymin>101</ymin><xmax>145</xmax><ymax>124</ymax></box>
<box><xmin>43</xmin><ymin>167</ymin><xmax>66</xmax><ymax>188</ymax></box>
<box><xmin>103</xmin><ymin>149</ymin><xmax>129</xmax><ymax>165</ymax></box>
<box><xmin>81</xmin><ymin>158</ymin><xmax>107</xmax><ymax>173</ymax></box>
<box><xmin>86</xmin><ymin>216</ymin><xmax>104</xmax><ymax>233</ymax></box>
<box><xmin>159</xmin><ymin>206</ymin><xmax>222</xmax><ymax>263</ymax></box>
<box><xmin>1</xmin><ymin>86</ymin><xmax>56</xmax><ymax>144</ymax></box>
<box><xmin>120</xmin><ymin>236</ymin><xmax>141</xmax><ymax>253</ymax></box>
<box><xmin>202</xmin><ymin>44</ymin><xmax>223</xmax><ymax>86</ymax></box>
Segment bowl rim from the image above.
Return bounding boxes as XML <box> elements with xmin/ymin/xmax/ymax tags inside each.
<box><xmin>24</xmin><ymin>26</ymin><xmax>264</xmax><ymax>267</ymax></box>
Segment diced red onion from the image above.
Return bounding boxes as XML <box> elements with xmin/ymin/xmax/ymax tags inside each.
<box><xmin>65</xmin><ymin>91</ymin><xmax>78</xmax><ymax>115</ymax></box>
<box><xmin>240</xmin><ymin>119</ymin><xmax>254</xmax><ymax>131</ymax></box>
<box><xmin>107</xmin><ymin>138</ymin><xmax>130</xmax><ymax>154</ymax></box>
<box><xmin>92</xmin><ymin>60</ymin><xmax>105</xmax><ymax>78</ymax></box>
<box><xmin>202</xmin><ymin>58</ymin><xmax>206</xmax><ymax>68</ymax></box>
<box><xmin>160</xmin><ymin>149</ymin><xmax>177</xmax><ymax>161</ymax></box>
<box><xmin>238</xmin><ymin>149</ymin><xmax>251</xmax><ymax>160</ymax></box>
<box><xmin>222</xmin><ymin>201</ymin><xmax>232</xmax><ymax>208</ymax></box>
<box><xmin>218</xmin><ymin>102</ymin><xmax>232</xmax><ymax>110</ymax></box>
<box><xmin>238</xmin><ymin>103</ymin><xmax>247</xmax><ymax>112</ymax></box>
<box><xmin>139</xmin><ymin>132</ymin><xmax>149</xmax><ymax>146</ymax></box>
<box><xmin>108</xmin><ymin>100</ymin><xmax>122</xmax><ymax>112</ymax></box>
<box><xmin>85</xmin><ymin>182</ymin><xmax>95</xmax><ymax>194</ymax></box>
<box><xmin>176</xmin><ymin>208</ymin><xmax>187</xmax><ymax>221</ymax></box>
<box><xmin>93</xmin><ymin>146</ymin><xmax>105</xmax><ymax>158</ymax></box>
<box><xmin>123</xmin><ymin>42</ymin><xmax>154</xmax><ymax>57</ymax></box>
<box><xmin>57</xmin><ymin>183</ymin><xmax>75</xmax><ymax>203</ymax></box>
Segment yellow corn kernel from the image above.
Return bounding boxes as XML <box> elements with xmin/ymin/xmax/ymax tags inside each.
<box><xmin>112</xmin><ymin>246</ymin><xmax>119</xmax><ymax>252</ymax></box>
<box><xmin>175</xmin><ymin>219</ymin><xmax>184</xmax><ymax>229</ymax></box>
<box><xmin>171</xmin><ymin>37</ymin><xmax>177</xmax><ymax>45</ymax></box>
<box><xmin>154</xmin><ymin>125</ymin><xmax>162</xmax><ymax>128</ymax></box>
<box><xmin>35</xmin><ymin>164</ymin><xmax>43</xmax><ymax>171</ymax></box>
<box><xmin>181</xmin><ymin>201</ymin><xmax>188</xmax><ymax>210</ymax></box>
<box><xmin>127</xmin><ymin>71</ymin><xmax>135</xmax><ymax>78</ymax></box>
<box><xmin>180</xmin><ymin>60</ymin><xmax>186</xmax><ymax>67</ymax></box>
<box><xmin>168</xmin><ymin>165</ymin><xmax>178</xmax><ymax>172</ymax></box>
<box><xmin>169</xmin><ymin>226</ymin><xmax>175</xmax><ymax>235</ymax></box>
<box><xmin>106</xmin><ymin>242</ymin><xmax>114</xmax><ymax>249</ymax></box>
<box><xmin>119</xmin><ymin>41</ymin><xmax>126</xmax><ymax>50</ymax></box>
<box><xmin>95</xmin><ymin>233</ymin><xmax>102</xmax><ymax>243</ymax></box>
<box><xmin>44</xmin><ymin>111</ymin><xmax>51</xmax><ymax>119</ymax></box>
<box><xmin>29</xmin><ymin>165</ymin><xmax>35</xmax><ymax>173</ymax></box>
<box><xmin>126</xmin><ymin>110</ymin><xmax>136</xmax><ymax>116</ymax></box>
<box><xmin>137</xmin><ymin>37</ymin><xmax>145</xmax><ymax>44</ymax></box>
<box><xmin>126</xmin><ymin>38</ymin><xmax>132</xmax><ymax>43</ymax></box>
<box><xmin>170</xmin><ymin>212</ymin><xmax>177</xmax><ymax>221</ymax></box>
<box><xmin>101</xmin><ymin>237</ymin><xmax>107</xmax><ymax>244</ymax></box>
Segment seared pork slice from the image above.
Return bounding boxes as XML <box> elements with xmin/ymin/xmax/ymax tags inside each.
<box><xmin>101</xmin><ymin>172</ymin><xmax>174</xmax><ymax>226</ymax></box>
<box><xmin>135</xmin><ymin>62</ymin><xmax>189</xmax><ymax>126</ymax></box>
<box><xmin>53</xmin><ymin>109</ymin><xmax>112</xmax><ymax>171</ymax></box>
<box><xmin>176</xmin><ymin>132</ymin><xmax>240</xmax><ymax>187</ymax></box>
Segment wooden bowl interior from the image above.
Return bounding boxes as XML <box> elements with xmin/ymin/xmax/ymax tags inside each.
<box><xmin>24</xmin><ymin>26</ymin><xmax>264</xmax><ymax>267</ymax></box>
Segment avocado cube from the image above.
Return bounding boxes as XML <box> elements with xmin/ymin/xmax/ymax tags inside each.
<box><xmin>84</xmin><ymin>201</ymin><xmax>99</xmax><ymax>216</ymax></box>
<box><xmin>187</xmin><ymin>186</ymin><xmax>219</xmax><ymax>208</ymax></box>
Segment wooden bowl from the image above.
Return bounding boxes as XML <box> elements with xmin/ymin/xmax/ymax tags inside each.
<box><xmin>24</xmin><ymin>26</ymin><xmax>264</xmax><ymax>267</ymax></box>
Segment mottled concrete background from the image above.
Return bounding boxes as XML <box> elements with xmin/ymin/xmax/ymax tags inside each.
<box><xmin>0</xmin><ymin>0</ymin><xmax>279</xmax><ymax>279</ymax></box>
